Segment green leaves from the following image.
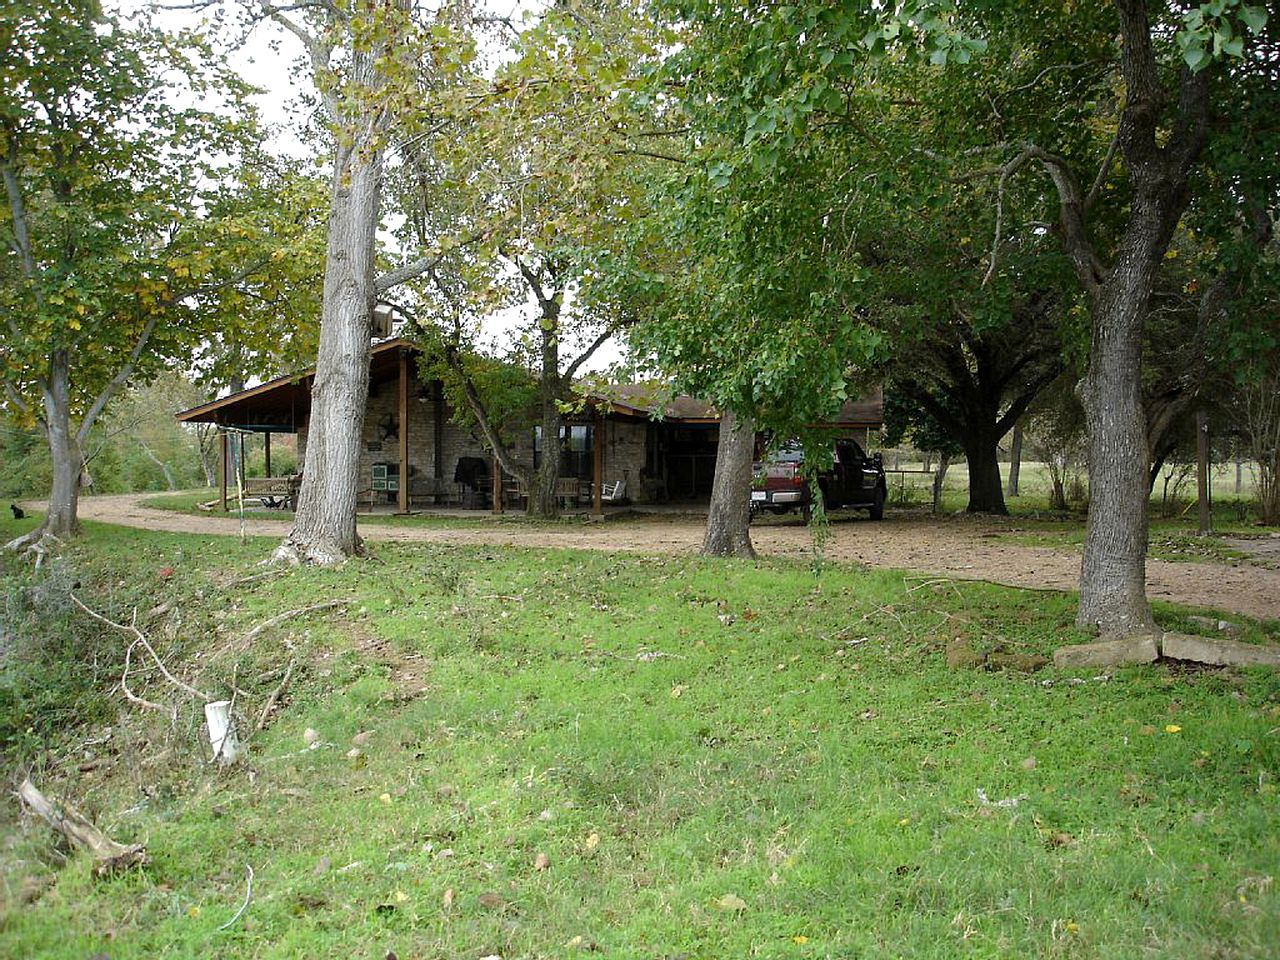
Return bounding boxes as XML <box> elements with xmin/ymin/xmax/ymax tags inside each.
<box><xmin>1177</xmin><ymin>0</ymin><xmax>1268</xmax><ymax>73</ymax></box>
<box><xmin>0</xmin><ymin>2</ymin><xmax>281</xmax><ymax>439</ymax></box>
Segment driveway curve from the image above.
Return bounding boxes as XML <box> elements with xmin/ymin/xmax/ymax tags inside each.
<box><xmin>66</xmin><ymin>493</ymin><xmax>1280</xmax><ymax>622</ymax></box>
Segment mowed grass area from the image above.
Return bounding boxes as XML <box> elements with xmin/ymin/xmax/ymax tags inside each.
<box><xmin>1</xmin><ymin>520</ymin><xmax>1278</xmax><ymax>959</ymax></box>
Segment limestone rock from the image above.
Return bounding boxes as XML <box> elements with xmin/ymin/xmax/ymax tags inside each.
<box><xmin>1160</xmin><ymin>632</ymin><xmax>1280</xmax><ymax>668</ymax></box>
<box><xmin>1053</xmin><ymin>634</ymin><xmax>1160</xmax><ymax>668</ymax></box>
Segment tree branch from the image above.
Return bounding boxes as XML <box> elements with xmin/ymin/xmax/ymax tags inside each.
<box><xmin>1085</xmin><ymin>127</ymin><xmax>1119</xmax><ymax>212</ymax></box>
<box><xmin>374</xmin><ymin>231</ymin><xmax>486</xmax><ymax>294</ymax></box>
<box><xmin>563</xmin><ymin>326</ymin><xmax>620</xmax><ymax>383</ymax></box>
<box><xmin>75</xmin><ymin>312</ymin><xmax>159</xmax><ymax>448</ymax></box>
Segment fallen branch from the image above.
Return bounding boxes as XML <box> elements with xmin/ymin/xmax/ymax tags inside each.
<box><xmin>226</xmin><ymin>569</ymin><xmax>288</xmax><ymax>589</ymax></box>
<box><xmin>18</xmin><ymin>779</ymin><xmax>146</xmax><ymax>877</ymax></box>
<box><xmin>905</xmin><ymin>577</ymin><xmax>963</xmax><ymax>597</ymax></box>
<box><xmin>121</xmin><ymin>638</ymin><xmax>177</xmax><ymax>720</ymax></box>
<box><xmin>256</xmin><ymin>658</ymin><xmax>296</xmax><ymax>731</ymax></box>
<box><xmin>71</xmin><ymin>594</ymin><xmax>211</xmax><ymax>703</ymax></box>
<box><xmin>237</xmin><ymin>599</ymin><xmax>351</xmax><ymax>647</ymax></box>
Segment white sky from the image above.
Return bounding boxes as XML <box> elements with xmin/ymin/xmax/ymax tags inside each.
<box><xmin>136</xmin><ymin>0</ymin><xmax>626</xmax><ymax>375</ymax></box>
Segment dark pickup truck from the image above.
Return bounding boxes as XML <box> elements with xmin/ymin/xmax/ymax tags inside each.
<box><xmin>751</xmin><ymin>439</ymin><xmax>887</xmax><ymax>520</ymax></box>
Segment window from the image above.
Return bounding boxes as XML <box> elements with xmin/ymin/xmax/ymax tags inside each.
<box><xmin>533</xmin><ymin>424</ymin><xmax>594</xmax><ymax>479</ymax></box>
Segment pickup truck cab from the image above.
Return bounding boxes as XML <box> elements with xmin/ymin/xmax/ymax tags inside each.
<box><xmin>751</xmin><ymin>439</ymin><xmax>886</xmax><ymax>520</ymax></box>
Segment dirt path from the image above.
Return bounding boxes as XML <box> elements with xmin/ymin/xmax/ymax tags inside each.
<box><xmin>67</xmin><ymin>493</ymin><xmax>1280</xmax><ymax>622</ymax></box>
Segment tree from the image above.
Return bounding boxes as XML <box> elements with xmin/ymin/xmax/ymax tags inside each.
<box><xmin>651</xmin><ymin>0</ymin><xmax>1273</xmax><ymax>638</ymax></box>
<box><xmin>0</xmin><ymin>0</ymin><xmax>265</xmax><ymax>552</ymax></box>
<box><xmin>226</xmin><ymin>0</ymin><xmax>486</xmax><ymax>564</ymax></box>
<box><xmin>397</xmin><ymin>0</ymin><xmax>672</xmax><ymax>518</ymax></box>
<box><xmin>702</xmin><ymin>410</ymin><xmax>757</xmax><ymax>557</ymax></box>
<box><xmin>1239</xmin><ymin>353</ymin><xmax>1280</xmax><ymax>524</ymax></box>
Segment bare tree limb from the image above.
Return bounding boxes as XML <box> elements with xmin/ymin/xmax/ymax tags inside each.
<box><xmin>256</xmin><ymin>659</ymin><xmax>296</xmax><ymax>730</ymax></box>
<box><xmin>18</xmin><ymin>779</ymin><xmax>147</xmax><ymax>876</ymax></box>
<box><xmin>374</xmin><ymin>231</ymin><xmax>486</xmax><ymax>294</ymax></box>
<box><xmin>563</xmin><ymin>326</ymin><xmax>621</xmax><ymax>382</ymax></box>
<box><xmin>1084</xmin><ymin>128</ymin><xmax>1119</xmax><ymax>212</ymax></box>
<box><xmin>75</xmin><ymin>313</ymin><xmax>159</xmax><ymax>449</ymax></box>
<box><xmin>70</xmin><ymin>593</ymin><xmax>212</xmax><ymax>702</ymax></box>
<box><xmin>982</xmin><ymin>150</ymin><xmax>1032</xmax><ymax>286</ymax></box>
<box><xmin>237</xmin><ymin>599</ymin><xmax>350</xmax><ymax>647</ymax></box>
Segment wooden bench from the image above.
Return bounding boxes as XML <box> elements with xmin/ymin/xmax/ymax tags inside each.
<box><xmin>244</xmin><ymin>475</ymin><xmax>301</xmax><ymax>509</ymax></box>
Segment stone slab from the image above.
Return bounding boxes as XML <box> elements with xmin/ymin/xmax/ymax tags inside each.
<box><xmin>1160</xmin><ymin>632</ymin><xmax>1280</xmax><ymax>667</ymax></box>
<box><xmin>1053</xmin><ymin>634</ymin><xmax>1160</xmax><ymax>669</ymax></box>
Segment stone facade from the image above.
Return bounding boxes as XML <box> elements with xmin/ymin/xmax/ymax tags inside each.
<box><xmin>297</xmin><ymin>369</ymin><xmax>656</xmax><ymax>506</ymax></box>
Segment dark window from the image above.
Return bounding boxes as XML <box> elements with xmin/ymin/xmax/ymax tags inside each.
<box><xmin>533</xmin><ymin>424</ymin><xmax>594</xmax><ymax>479</ymax></box>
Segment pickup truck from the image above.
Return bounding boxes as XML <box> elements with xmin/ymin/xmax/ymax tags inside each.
<box><xmin>751</xmin><ymin>439</ymin><xmax>886</xmax><ymax>520</ymax></box>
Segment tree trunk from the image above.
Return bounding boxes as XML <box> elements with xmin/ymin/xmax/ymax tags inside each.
<box><xmin>527</xmin><ymin>318</ymin><xmax>563</xmax><ymax>519</ymax></box>
<box><xmin>931</xmin><ymin>451</ymin><xmax>951</xmax><ymax>514</ymax></box>
<box><xmin>1077</xmin><ymin>275</ymin><xmax>1157</xmax><ymax>635</ymax></box>
<box><xmin>529</xmin><ymin>410</ymin><xmax>563</xmax><ymax>519</ymax></box>
<box><xmin>276</xmin><ymin>142</ymin><xmax>383</xmax><ymax>565</ymax></box>
<box><xmin>963</xmin><ymin>432</ymin><xmax>1007</xmax><ymax>514</ymax></box>
<box><xmin>197</xmin><ymin>425</ymin><xmax>217</xmax><ymax>486</ymax></box>
<box><xmin>41</xmin><ymin>349</ymin><xmax>80</xmax><ymax>539</ymax></box>
<box><xmin>1065</xmin><ymin>2</ymin><xmax>1209</xmax><ymax>637</ymax></box>
<box><xmin>1006</xmin><ymin>420</ymin><xmax>1023</xmax><ymax>497</ymax></box>
<box><xmin>1049</xmin><ymin>457</ymin><xmax>1068</xmax><ymax>511</ymax></box>
<box><xmin>702</xmin><ymin>410</ymin><xmax>756</xmax><ymax>558</ymax></box>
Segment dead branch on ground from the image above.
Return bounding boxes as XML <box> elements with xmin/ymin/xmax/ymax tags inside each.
<box><xmin>256</xmin><ymin>658</ymin><xmax>296</xmax><ymax>731</ymax></box>
<box><xmin>237</xmin><ymin>599</ymin><xmax>351</xmax><ymax>648</ymax></box>
<box><xmin>18</xmin><ymin>779</ymin><xmax>146</xmax><ymax>876</ymax></box>
<box><xmin>71</xmin><ymin>593</ymin><xmax>211</xmax><ymax>708</ymax></box>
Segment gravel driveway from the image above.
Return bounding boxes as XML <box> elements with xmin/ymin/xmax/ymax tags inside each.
<box><xmin>64</xmin><ymin>493</ymin><xmax>1280</xmax><ymax>622</ymax></box>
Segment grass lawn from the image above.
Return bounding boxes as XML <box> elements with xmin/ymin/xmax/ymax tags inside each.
<box><xmin>1</xmin><ymin>521</ymin><xmax>1277</xmax><ymax>959</ymax></box>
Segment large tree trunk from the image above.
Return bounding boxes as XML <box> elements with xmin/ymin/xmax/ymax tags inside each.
<box><xmin>702</xmin><ymin>410</ymin><xmax>756</xmax><ymax>558</ymax></box>
<box><xmin>530</xmin><ymin>408</ymin><xmax>564</xmax><ymax>519</ymax></box>
<box><xmin>276</xmin><ymin>143</ymin><xmax>383</xmax><ymax>565</ymax></box>
<box><xmin>1006</xmin><ymin>420</ymin><xmax>1023</xmax><ymax>497</ymax></box>
<box><xmin>528</xmin><ymin>318</ymin><xmax>563</xmax><ymax>520</ymax></box>
<box><xmin>7</xmin><ymin>350</ymin><xmax>81</xmax><ymax>555</ymax></box>
<box><xmin>42</xmin><ymin>349</ymin><xmax>80</xmax><ymax>539</ymax></box>
<box><xmin>963</xmin><ymin>430</ymin><xmax>1007</xmax><ymax>515</ymax></box>
<box><xmin>1077</xmin><ymin>274</ymin><xmax>1158</xmax><ymax>635</ymax></box>
<box><xmin>1065</xmin><ymin>1</ymin><xmax>1209</xmax><ymax>637</ymax></box>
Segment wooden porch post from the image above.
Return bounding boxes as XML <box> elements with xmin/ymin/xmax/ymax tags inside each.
<box><xmin>492</xmin><ymin>456</ymin><xmax>503</xmax><ymax>515</ymax></box>
<box><xmin>398</xmin><ymin>350</ymin><xmax>409</xmax><ymax>514</ymax></box>
<box><xmin>218</xmin><ymin>429</ymin><xmax>229</xmax><ymax>512</ymax></box>
<box><xmin>593</xmin><ymin>413</ymin><xmax>604</xmax><ymax>516</ymax></box>
<box><xmin>1196</xmin><ymin>409</ymin><xmax>1211</xmax><ymax>535</ymax></box>
<box><xmin>264</xmin><ymin>432</ymin><xmax>272</xmax><ymax>478</ymax></box>
<box><xmin>433</xmin><ymin>381</ymin><xmax>445</xmax><ymax>479</ymax></box>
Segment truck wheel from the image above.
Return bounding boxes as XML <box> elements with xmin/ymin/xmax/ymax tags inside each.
<box><xmin>869</xmin><ymin>487</ymin><xmax>885</xmax><ymax>520</ymax></box>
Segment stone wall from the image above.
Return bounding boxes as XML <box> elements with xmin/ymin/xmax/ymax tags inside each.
<box><xmin>297</xmin><ymin>370</ymin><xmax>536</xmax><ymax>504</ymax></box>
<box><xmin>599</xmin><ymin>418</ymin><xmax>650</xmax><ymax>502</ymax></box>
<box><xmin>296</xmin><ymin>369</ymin><xmax>666</xmax><ymax>506</ymax></box>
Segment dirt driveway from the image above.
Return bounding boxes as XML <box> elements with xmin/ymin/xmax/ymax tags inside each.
<box><xmin>70</xmin><ymin>493</ymin><xmax>1280</xmax><ymax>622</ymax></box>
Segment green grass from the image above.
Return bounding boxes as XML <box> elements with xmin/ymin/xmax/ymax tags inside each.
<box><xmin>2</xmin><ymin>522</ymin><xmax>1278</xmax><ymax>959</ymax></box>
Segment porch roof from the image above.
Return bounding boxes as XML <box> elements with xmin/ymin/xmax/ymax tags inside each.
<box><xmin>176</xmin><ymin>339</ymin><xmax>884</xmax><ymax>431</ymax></box>
<box><xmin>590</xmin><ymin>383</ymin><xmax>885</xmax><ymax>428</ymax></box>
<box><xmin>175</xmin><ymin>338</ymin><xmax>416</xmax><ymax>432</ymax></box>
